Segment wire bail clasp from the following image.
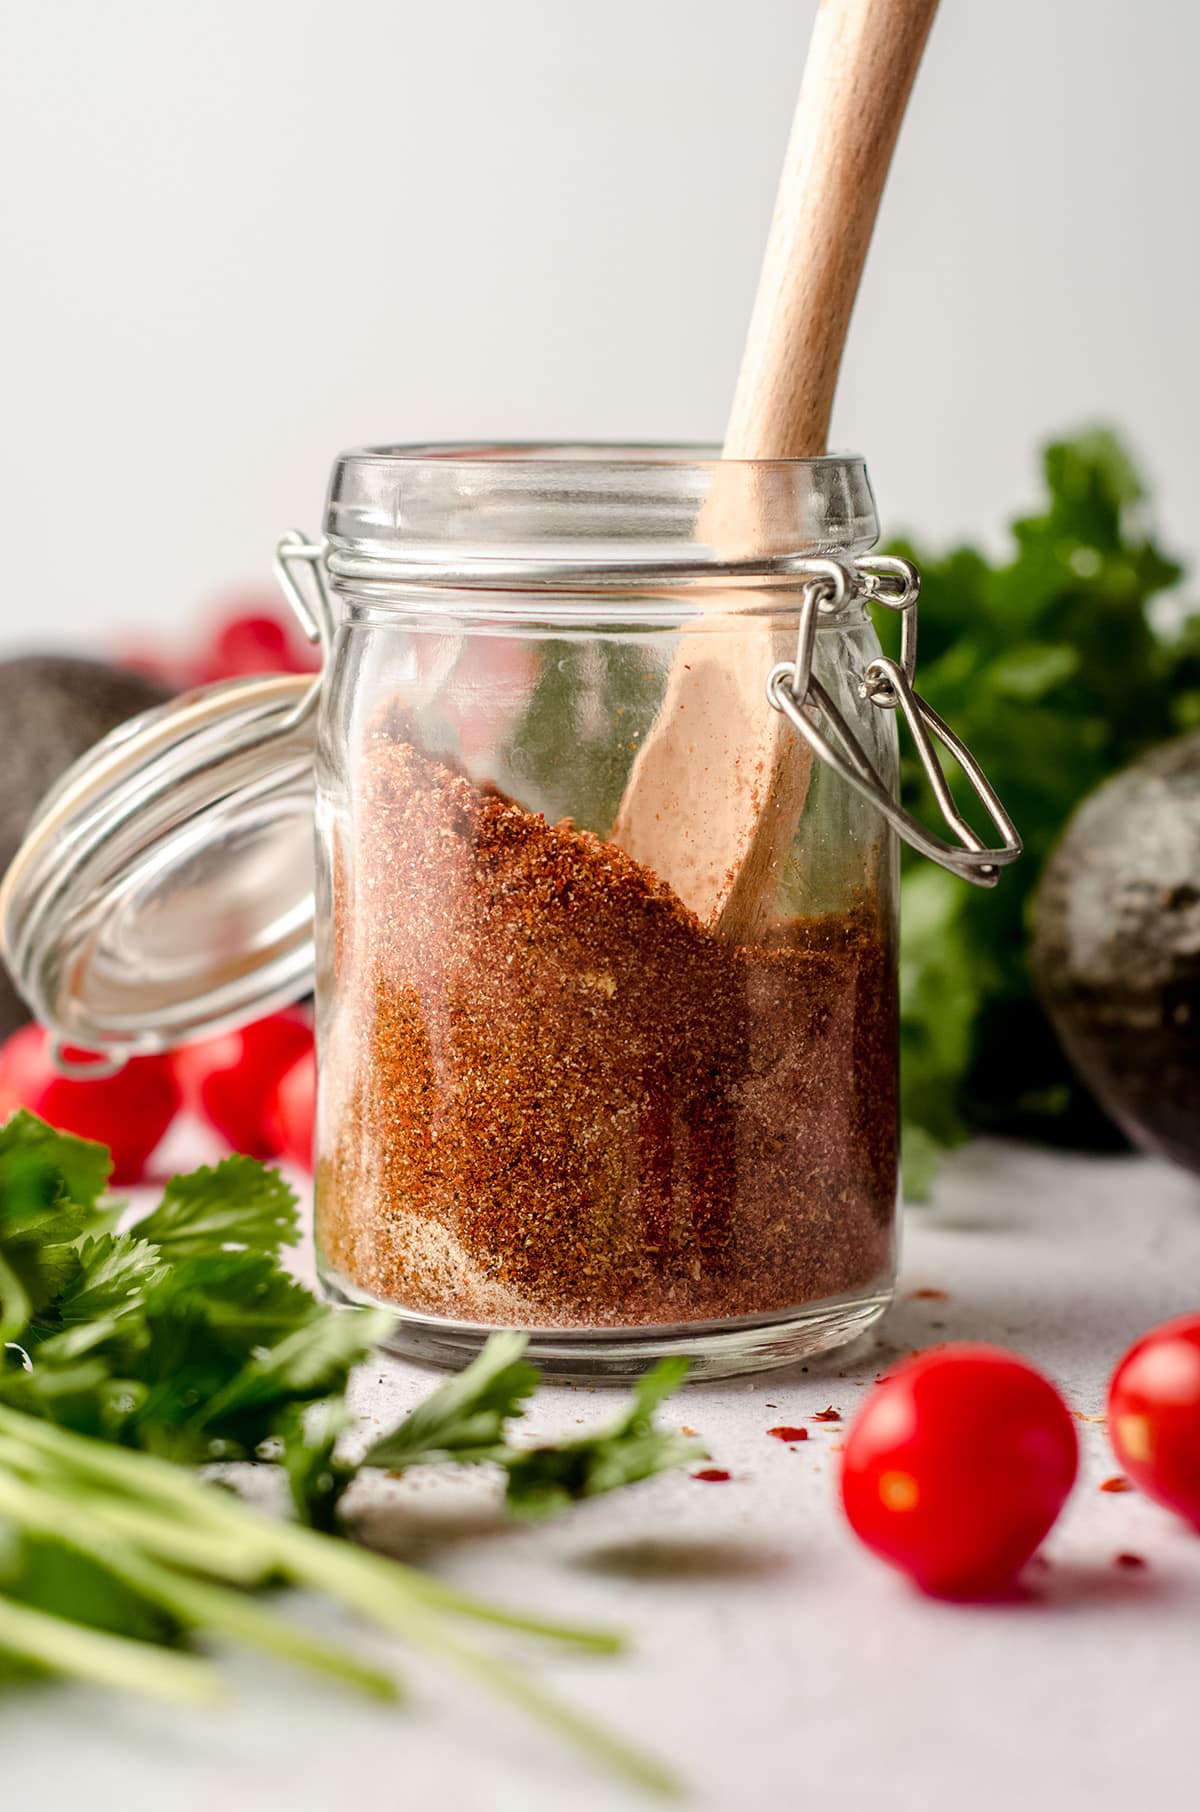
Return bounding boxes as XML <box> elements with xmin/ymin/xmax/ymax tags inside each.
<box><xmin>273</xmin><ymin>531</ymin><xmax>334</xmax><ymax>731</ymax></box>
<box><xmin>766</xmin><ymin>555</ymin><xmax>1022</xmax><ymax>887</ymax></box>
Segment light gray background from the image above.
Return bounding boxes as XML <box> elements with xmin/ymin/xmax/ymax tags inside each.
<box><xmin>3</xmin><ymin>0</ymin><xmax>1196</xmax><ymax>650</ymax></box>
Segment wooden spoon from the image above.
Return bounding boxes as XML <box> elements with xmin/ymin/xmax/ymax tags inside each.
<box><xmin>612</xmin><ymin>0</ymin><xmax>939</xmax><ymax>942</ymax></box>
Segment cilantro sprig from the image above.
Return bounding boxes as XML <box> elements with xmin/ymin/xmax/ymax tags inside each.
<box><xmin>0</xmin><ymin>1115</ymin><xmax>390</xmax><ymax>1519</ymax></box>
<box><xmin>0</xmin><ymin>1403</ymin><xmax>680</xmax><ymax>1793</ymax></box>
<box><xmin>0</xmin><ymin>1110</ymin><xmax>703</xmax><ymax>1794</ymax></box>
<box><xmin>363</xmin><ymin>1329</ymin><xmax>540</xmax><ymax>1470</ymax></box>
<box><xmin>503</xmin><ymin>1359</ymin><xmax>704</xmax><ymax>1517</ymax></box>
<box><xmin>0</xmin><ymin>1111</ymin><xmax>702</xmax><ymax>1522</ymax></box>
<box><xmin>363</xmin><ymin>1334</ymin><xmax>706</xmax><ymax>1515</ymax></box>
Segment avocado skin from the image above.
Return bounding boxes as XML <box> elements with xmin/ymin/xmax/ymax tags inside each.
<box><xmin>1032</xmin><ymin>731</ymin><xmax>1200</xmax><ymax>1176</ymax></box>
<box><xmin>0</xmin><ymin>656</ymin><xmax>172</xmax><ymax>1040</ymax></box>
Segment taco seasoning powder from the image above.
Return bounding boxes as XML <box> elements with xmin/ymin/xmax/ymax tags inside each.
<box><xmin>316</xmin><ymin>728</ymin><xmax>897</xmax><ymax>1331</ymax></box>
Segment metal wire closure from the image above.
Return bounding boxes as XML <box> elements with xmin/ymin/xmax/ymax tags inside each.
<box><xmin>766</xmin><ymin>555</ymin><xmax>1022</xmax><ymax>887</ymax></box>
<box><xmin>273</xmin><ymin>530</ymin><xmax>333</xmax><ymax>730</ymax></box>
<box><xmin>48</xmin><ymin>1043</ymin><xmax>126</xmax><ymax>1081</ymax></box>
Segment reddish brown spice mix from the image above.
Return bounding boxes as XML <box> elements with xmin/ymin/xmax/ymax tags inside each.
<box><xmin>1100</xmin><ymin>1475</ymin><xmax>1132</xmax><ymax>1494</ymax></box>
<box><xmin>768</xmin><ymin>1425</ymin><xmax>808</xmax><ymax>1443</ymax></box>
<box><xmin>317</xmin><ymin>738</ymin><xmax>896</xmax><ymax>1330</ymax></box>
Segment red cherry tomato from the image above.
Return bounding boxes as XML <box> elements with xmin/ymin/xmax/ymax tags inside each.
<box><xmin>266</xmin><ymin>1049</ymin><xmax>316</xmax><ymax>1171</ymax></box>
<box><xmin>193</xmin><ymin>606</ymin><xmax>320</xmax><ymax>684</ymax></box>
<box><xmin>840</xmin><ymin>1343</ymin><xmax>1078</xmax><ymax>1597</ymax></box>
<box><xmin>173</xmin><ymin>1010</ymin><xmax>313</xmax><ymax>1158</ymax></box>
<box><xmin>1108</xmin><ymin>1314</ymin><xmax>1200</xmax><ymax>1528</ymax></box>
<box><xmin>0</xmin><ymin>1023</ymin><xmax>181</xmax><ymax>1183</ymax></box>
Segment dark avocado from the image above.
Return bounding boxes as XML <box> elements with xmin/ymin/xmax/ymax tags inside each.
<box><xmin>0</xmin><ymin>656</ymin><xmax>171</xmax><ymax>1039</ymax></box>
<box><xmin>1032</xmin><ymin>732</ymin><xmax>1200</xmax><ymax>1175</ymax></box>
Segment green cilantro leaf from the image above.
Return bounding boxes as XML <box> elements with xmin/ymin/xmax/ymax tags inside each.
<box><xmin>142</xmin><ymin>1250</ymin><xmax>320</xmax><ymax>1348</ymax></box>
<box><xmin>361</xmin><ymin>1339</ymin><xmax>701</xmax><ymax>1515</ymax></box>
<box><xmin>134</xmin><ymin>1156</ymin><xmax>299</xmax><ymax>1257</ymax></box>
<box><xmin>0</xmin><ymin>1114</ymin><xmax>116</xmax><ymax>1344</ymax></box>
<box><xmin>501</xmin><ymin>1357</ymin><xmax>704</xmax><ymax>1519</ymax></box>
<box><xmin>56</xmin><ymin>1234</ymin><xmax>166</xmax><ymax>1329</ymax></box>
<box><xmin>0</xmin><ymin>1112</ymin><xmax>112</xmax><ymax>1220</ymax></box>
<box><xmin>0</xmin><ymin>1133</ymin><xmax>389</xmax><ymax>1500</ymax></box>
<box><xmin>198</xmin><ymin>1305</ymin><xmax>395</xmax><ymax>1427</ymax></box>
<box><xmin>362</xmin><ymin>1330</ymin><xmax>538</xmax><ymax>1471</ymax></box>
<box><xmin>277</xmin><ymin>1398</ymin><xmax>356</xmax><ymax>1531</ymax></box>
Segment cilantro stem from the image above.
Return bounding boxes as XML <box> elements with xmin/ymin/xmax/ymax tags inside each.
<box><xmin>0</xmin><ymin>1595</ymin><xmax>219</xmax><ymax>1704</ymax></box>
<box><xmin>0</xmin><ymin>1410</ymin><xmax>283</xmax><ymax>1551</ymax></box>
<box><xmin>0</xmin><ymin>1465</ymin><xmax>398</xmax><ymax>1702</ymax></box>
<box><xmin>0</xmin><ymin>1410</ymin><xmax>625</xmax><ymax>1653</ymax></box>
<box><xmin>380</xmin><ymin>1568</ymin><xmax>625</xmax><ymax>1653</ymax></box>
<box><xmin>77</xmin><ymin>1492</ymin><xmax>273</xmax><ymax>1586</ymax></box>
<box><xmin>269</xmin><ymin>1514</ymin><xmax>626</xmax><ymax>1653</ymax></box>
<box><xmin>379</xmin><ymin>1598</ymin><xmax>684</xmax><ymax>1800</ymax></box>
<box><xmin>256</xmin><ymin>1523</ymin><xmax>676</xmax><ymax>1795</ymax></box>
<box><xmin>140</xmin><ymin>1569</ymin><xmax>400</xmax><ymax>1702</ymax></box>
<box><xmin>0</xmin><ymin>1439</ymin><xmax>268</xmax><ymax>1585</ymax></box>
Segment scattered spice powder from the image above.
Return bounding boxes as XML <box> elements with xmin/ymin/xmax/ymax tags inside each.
<box><xmin>1100</xmin><ymin>1475</ymin><xmax>1132</xmax><ymax>1493</ymax></box>
<box><xmin>692</xmin><ymin>1468</ymin><xmax>732</xmax><ymax>1484</ymax></box>
<box><xmin>812</xmin><ymin>1407</ymin><xmax>843</xmax><ymax>1423</ymax></box>
<box><xmin>906</xmin><ymin>1287</ymin><xmax>949</xmax><ymax>1302</ymax></box>
<box><xmin>317</xmin><ymin>738</ymin><xmax>897</xmax><ymax>1329</ymax></box>
<box><xmin>767</xmin><ymin>1425</ymin><xmax>808</xmax><ymax>1443</ymax></box>
<box><xmin>1114</xmin><ymin>1551</ymin><xmax>1147</xmax><ymax>1570</ymax></box>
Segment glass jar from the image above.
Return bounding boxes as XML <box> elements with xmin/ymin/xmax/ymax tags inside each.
<box><xmin>0</xmin><ymin>443</ymin><xmax>1019</xmax><ymax>1383</ymax></box>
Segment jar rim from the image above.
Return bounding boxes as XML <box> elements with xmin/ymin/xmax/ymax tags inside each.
<box><xmin>322</xmin><ymin>441</ymin><xmax>880</xmax><ymax>592</ymax></box>
<box><xmin>331</xmin><ymin>440</ymin><xmax>867</xmax><ymax>471</ymax></box>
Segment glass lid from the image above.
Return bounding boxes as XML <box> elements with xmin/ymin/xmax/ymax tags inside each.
<box><xmin>0</xmin><ymin>674</ymin><xmax>318</xmax><ymax>1070</ymax></box>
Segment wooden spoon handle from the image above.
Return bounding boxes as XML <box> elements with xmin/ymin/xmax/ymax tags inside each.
<box><xmin>724</xmin><ymin>0</ymin><xmax>939</xmax><ymax>460</ymax></box>
<box><xmin>612</xmin><ymin>1</ymin><xmax>939</xmax><ymax>942</ymax></box>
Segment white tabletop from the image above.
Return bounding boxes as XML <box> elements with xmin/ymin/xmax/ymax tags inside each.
<box><xmin>4</xmin><ymin>1139</ymin><xmax>1199</xmax><ymax>1812</ymax></box>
